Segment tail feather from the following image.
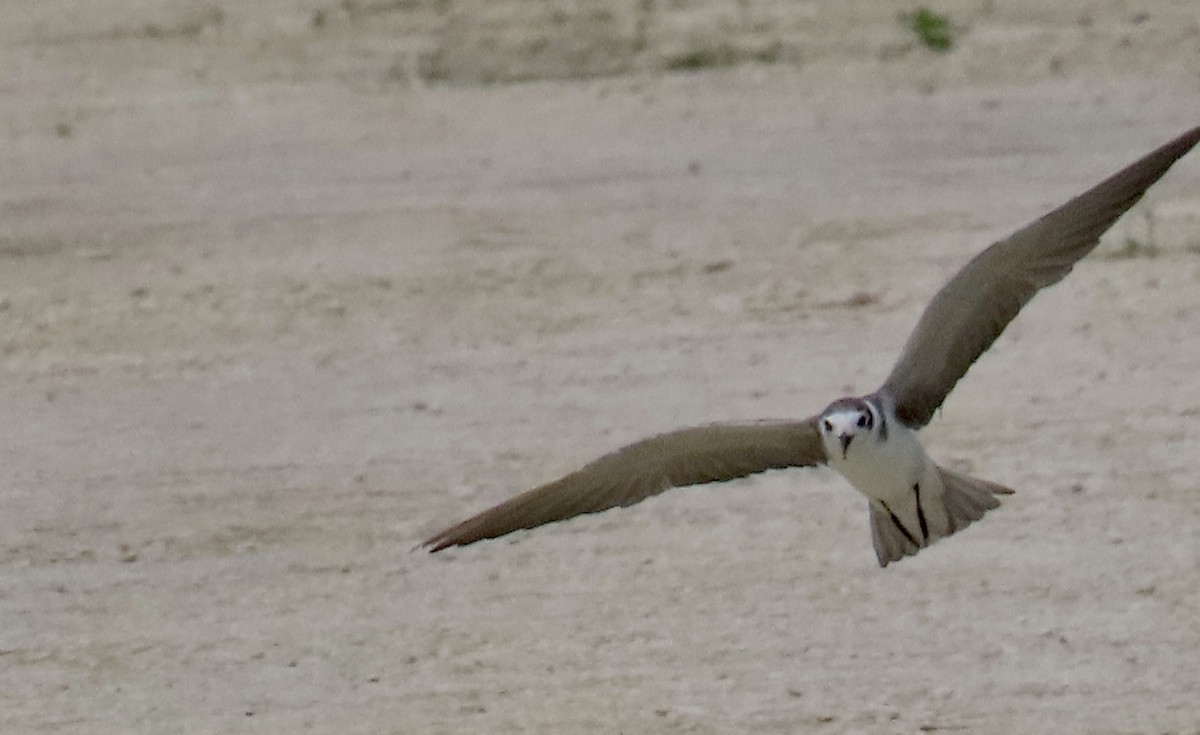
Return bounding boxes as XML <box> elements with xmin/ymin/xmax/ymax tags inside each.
<box><xmin>939</xmin><ymin>466</ymin><xmax>1013</xmax><ymax>536</ymax></box>
<box><xmin>869</xmin><ymin>504</ymin><xmax>920</xmax><ymax>565</ymax></box>
<box><xmin>869</xmin><ymin>466</ymin><xmax>1014</xmax><ymax>567</ymax></box>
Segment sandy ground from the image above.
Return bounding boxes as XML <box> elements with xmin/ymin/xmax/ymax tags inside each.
<box><xmin>3</xmin><ymin>2</ymin><xmax>1200</xmax><ymax>733</ymax></box>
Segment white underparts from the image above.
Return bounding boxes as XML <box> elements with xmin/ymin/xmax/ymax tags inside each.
<box><xmin>821</xmin><ymin>406</ymin><xmax>954</xmax><ymax>545</ymax></box>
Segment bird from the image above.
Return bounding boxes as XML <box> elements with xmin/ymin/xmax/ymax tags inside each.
<box><xmin>421</xmin><ymin>125</ymin><xmax>1200</xmax><ymax>567</ymax></box>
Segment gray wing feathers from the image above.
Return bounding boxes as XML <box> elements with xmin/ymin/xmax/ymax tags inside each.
<box><xmin>882</xmin><ymin>125</ymin><xmax>1200</xmax><ymax>428</ymax></box>
<box><xmin>422</xmin><ymin>419</ymin><xmax>826</xmax><ymax>551</ymax></box>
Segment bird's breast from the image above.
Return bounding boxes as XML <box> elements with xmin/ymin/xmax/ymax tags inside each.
<box><xmin>828</xmin><ymin>428</ymin><xmax>928</xmax><ymax>503</ymax></box>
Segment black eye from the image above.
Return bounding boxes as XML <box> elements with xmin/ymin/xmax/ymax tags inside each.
<box><xmin>822</xmin><ymin>420</ymin><xmax>833</xmax><ymax>432</ymax></box>
<box><xmin>857</xmin><ymin>414</ymin><xmax>869</xmax><ymax>428</ymax></box>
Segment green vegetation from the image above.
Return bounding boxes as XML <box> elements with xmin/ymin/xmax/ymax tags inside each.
<box><xmin>664</xmin><ymin>40</ymin><xmax>783</xmax><ymax>72</ymax></box>
<box><xmin>340</xmin><ymin>0</ymin><xmax>424</xmax><ymax>19</ymax></box>
<box><xmin>1109</xmin><ymin>236</ymin><xmax>1160</xmax><ymax>260</ymax></box>
<box><xmin>665</xmin><ymin>43</ymin><xmax>739</xmax><ymax>71</ymax></box>
<box><xmin>311</xmin><ymin>0</ymin><xmax>440</xmax><ymax>31</ymax></box>
<box><xmin>902</xmin><ymin>7</ymin><xmax>957</xmax><ymax>52</ymax></box>
<box><xmin>141</xmin><ymin>6</ymin><xmax>225</xmax><ymax>39</ymax></box>
<box><xmin>1105</xmin><ymin>211</ymin><xmax>1160</xmax><ymax>259</ymax></box>
<box><xmin>309</xmin><ymin>0</ymin><xmax>793</xmax><ymax>85</ymax></box>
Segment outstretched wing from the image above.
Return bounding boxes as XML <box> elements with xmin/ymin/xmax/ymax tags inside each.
<box><xmin>421</xmin><ymin>418</ymin><xmax>826</xmax><ymax>551</ymax></box>
<box><xmin>881</xmin><ymin>125</ymin><xmax>1200</xmax><ymax>428</ymax></box>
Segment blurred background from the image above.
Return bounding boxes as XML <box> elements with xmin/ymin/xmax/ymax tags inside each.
<box><xmin>2</xmin><ymin>2</ymin><xmax>1199</xmax><ymax>734</ymax></box>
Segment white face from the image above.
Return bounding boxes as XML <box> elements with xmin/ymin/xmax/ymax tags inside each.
<box><xmin>822</xmin><ymin>410</ymin><xmax>871</xmax><ymax>437</ymax></box>
<box><xmin>819</xmin><ymin>405</ymin><xmax>876</xmax><ymax>460</ymax></box>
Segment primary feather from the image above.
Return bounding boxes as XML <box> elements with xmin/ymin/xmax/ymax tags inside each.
<box><xmin>881</xmin><ymin>125</ymin><xmax>1200</xmax><ymax>427</ymax></box>
<box><xmin>421</xmin><ymin>420</ymin><xmax>825</xmax><ymax>551</ymax></box>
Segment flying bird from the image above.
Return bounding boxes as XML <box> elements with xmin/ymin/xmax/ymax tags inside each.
<box><xmin>422</xmin><ymin>125</ymin><xmax>1200</xmax><ymax>567</ymax></box>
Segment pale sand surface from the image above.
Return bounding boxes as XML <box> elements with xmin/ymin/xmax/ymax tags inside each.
<box><xmin>2</xmin><ymin>2</ymin><xmax>1200</xmax><ymax>733</ymax></box>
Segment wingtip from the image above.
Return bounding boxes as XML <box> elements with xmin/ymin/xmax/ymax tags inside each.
<box><xmin>415</xmin><ymin>536</ymin><xmax>452</xmax><ymax>553</ymax></box>
<box><xmin>411</xmin><ymin>529</ymin><xmax>453</xmax><ymax>553</ymax></box>
<box><xmin>418</xmin><ymin>518</ymin><xmax>484</xmax><ymax>553</ymax></box>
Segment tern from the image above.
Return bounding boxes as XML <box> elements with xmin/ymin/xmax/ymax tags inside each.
<box><xmin>422</xmin><ymin>125</ymin><xmax>1200</xmax><ymax>566</ymax></box>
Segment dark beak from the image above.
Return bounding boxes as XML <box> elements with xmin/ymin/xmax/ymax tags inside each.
<box><xmin>839</xmin><ymin>433</ymin><xmax>853</xmax><ymax>458</ymax></box>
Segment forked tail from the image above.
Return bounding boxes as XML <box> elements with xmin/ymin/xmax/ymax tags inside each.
<box><xmin>869</xmin><ymin>466</ymin><xmax>1014</xmax><ymax>567</ymax></box>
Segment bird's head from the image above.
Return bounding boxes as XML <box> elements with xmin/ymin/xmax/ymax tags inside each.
<box><xmin>819</xmin><ymin>397</ymin><xmax>878</xmax><ymax>460</ymax></box>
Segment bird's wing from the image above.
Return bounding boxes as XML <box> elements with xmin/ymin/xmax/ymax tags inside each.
<box><xmin>880</xmin><ymin>125</ymin><xmax>1200</xmax><ymax>428</ymax></box>
<box><xmin>421</xmin><ymin>418</ymin><xmax>826</xmax><ymax>551</ymax></box>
